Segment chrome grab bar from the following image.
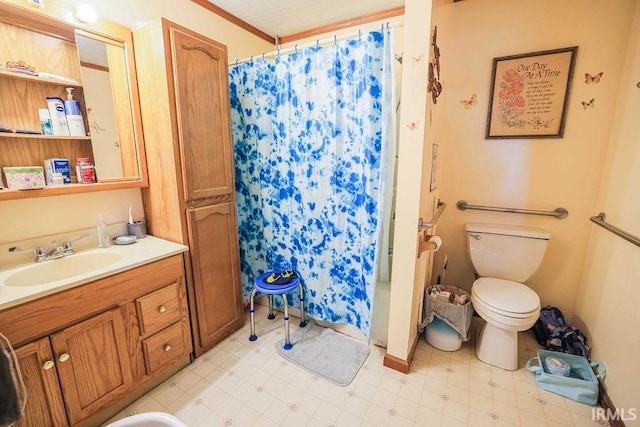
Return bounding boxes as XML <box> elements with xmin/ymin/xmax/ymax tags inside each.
<box><xmin>590</xmin><ymin>212</ymin><xmax>640</xmax><ymax>248</ymax></box>
<box><xmin>456</xmin><ymin>200</ymin><xmax>568</xmax><ymax>219</ymax></box>
<box><xmin>418</xmin><ymin>200</ymin><xmax>447</xmax><ymax>230</ymax></box>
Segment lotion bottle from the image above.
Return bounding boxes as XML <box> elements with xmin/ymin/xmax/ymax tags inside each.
<box><xmin>46</xmin><ymin>96</ymin><xmax>70</xmax><ymax>136</ymax></box>
<box><xmin>64</xmin><ymin>87</ymin><xmax>86</xmax><ymax>136</ymax></box>
<box><xmin>97</xmin><ymin>212</ymin><xmax>111</xmax><ymax>248</ymax></box>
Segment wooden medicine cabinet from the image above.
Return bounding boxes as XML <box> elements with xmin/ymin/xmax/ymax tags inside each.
<box><xmin>0</xmin><ymin>0</ymin><xmax>147</xmax><ymax>200</ymax></box>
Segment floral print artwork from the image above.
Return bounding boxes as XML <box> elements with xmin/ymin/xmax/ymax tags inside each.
<box><xmin>229</xmin><ymin>31</ymin><xmax>395</xmax><ymax>337</ymax></box>
<box><xmin>497</xmin><ymin>69</ymin><xmax>527</xmax><ymax>127</ymax></box>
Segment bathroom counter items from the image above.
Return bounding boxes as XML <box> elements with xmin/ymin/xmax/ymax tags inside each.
<box><xmin>0</xmin><ymin>235</ymin><xmax>188</xmax><ymax>310</ymax></box>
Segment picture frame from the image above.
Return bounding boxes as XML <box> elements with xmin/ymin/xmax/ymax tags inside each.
<box><xmin>485</xmin><ymin>46</ymin><xmax>578</xmax><ymax>139</ymax></box>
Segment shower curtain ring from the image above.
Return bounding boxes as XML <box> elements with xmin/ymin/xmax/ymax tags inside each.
<box><xmin>235</xmin><ymin>59</ymin><xmax>239</xmax><ymax>66</ymax></box>
<box><xmin>316</xmin><ymin>39</ymin><xmax>320</xmax><ymax>49</ymax></box>
<box><xmin>359</xmin><ymin>29</ymin><xmax>361</xmax><ymax>39</ymax></box>
<box><xmin>262</xmin><ymin>52</ymin><xmax>265</xmax><ymax>60</ymax></box>
<box><xmin>250</xmin><ymin>55</ymin><xmax>253</xmax><ymax>62</ymax></box>
<box><xmin>295</xmin><ymin>44</ymin><xmax>298</xmax><ymax>54</ymax></box>
<box><xmin>334</xmin><ymin>35</ymin><xmax>337</xmax><ymax>46</ymax></box>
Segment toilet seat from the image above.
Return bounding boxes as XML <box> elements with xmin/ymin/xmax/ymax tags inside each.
<box><xmin>472</xmin><ymin>277</ymin><xmax>540</xmax><ymax>317</ymax></box>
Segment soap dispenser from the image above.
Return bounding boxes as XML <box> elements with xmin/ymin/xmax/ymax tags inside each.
<box><xmin>97</xmin><ymin>212</ymin><xmax>111</xmax><ymax>248</ymax></box>
<box><xmin>64</xmin><ymin>87</ymin><xmax>86</xmax><ymax>137</ymax></box>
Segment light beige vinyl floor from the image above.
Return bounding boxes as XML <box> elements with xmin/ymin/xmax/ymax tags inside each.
<box><xmin>106</xmin><ymin>304</ymin><xmax>607</xmax><ymax>426</ymax></box>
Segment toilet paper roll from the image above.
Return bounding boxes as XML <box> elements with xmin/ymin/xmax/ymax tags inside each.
<box><xmin>428</xmin><ymin>235</ymin><xmax>442</xmax><ymax>251</ymax></box>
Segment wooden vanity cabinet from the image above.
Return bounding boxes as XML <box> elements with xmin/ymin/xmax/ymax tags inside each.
<box><xmin>2</xmin><ymin>255</ymin><xmax>191</xmax><ymax>426</ymax></box>
<box><xmin>134</xmin><ymin>19</ymin><xmax>244</xmax><ymax>356</ymax></box>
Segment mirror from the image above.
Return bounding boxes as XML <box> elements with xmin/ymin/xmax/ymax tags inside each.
<box><xmin>75</xmin><ymin>29</ymin><xmax>144</xmax><ymax>182</ymax></box>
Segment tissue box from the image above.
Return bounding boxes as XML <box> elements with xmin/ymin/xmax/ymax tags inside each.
<box><xmin>3</xmin><ymin>166</ymin><xmax>46</xmax><ymax>190</ymax></box>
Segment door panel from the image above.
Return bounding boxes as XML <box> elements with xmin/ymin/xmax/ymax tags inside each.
<box><xmin>50</xmin><ymin>308</ymin><xmax>132</xmax><ymax>425</ymax></box>
<box><xmin>15</xmin><ymin>338</ymin><xmax>68</xmax><ymax>427</ymax></box>
<box><xmin>187</xmin><ymin>203</ymin><xmax>243</xmax><ymax>349</ymax></box>
<box><xmin>170</xmin><ymin>27</ymin><xmax>234</xmax><ymax>201</ymax></box>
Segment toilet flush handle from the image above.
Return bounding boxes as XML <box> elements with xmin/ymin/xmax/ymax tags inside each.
<box><xmin>470</xmin><ymin>233</ymin><xmax>481</xmax><ymax>240</ymax></box>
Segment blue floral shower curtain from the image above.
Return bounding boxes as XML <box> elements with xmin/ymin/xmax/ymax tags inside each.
<box><xmin>229</xmin><ymin>30</ymin><xmax>394</xmax><ymax>337</ymax></box>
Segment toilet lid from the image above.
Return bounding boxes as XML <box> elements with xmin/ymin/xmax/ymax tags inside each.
<box><xmin>473</xmin><ymin>277</ymin><xmax>540</xmax><ymax>315</ymax></box>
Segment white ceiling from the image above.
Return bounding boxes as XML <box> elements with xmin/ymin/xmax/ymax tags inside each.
<box><xmin>206</xmin><ymin>0</ymin><xmax>404</xmax><ymax>38</ymax></box>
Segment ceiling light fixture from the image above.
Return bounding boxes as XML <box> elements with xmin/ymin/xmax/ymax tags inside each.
<box><xmin>75</xmin><ymin>4</ymin><xmax>98</xmax><ymax>24</ymax></box>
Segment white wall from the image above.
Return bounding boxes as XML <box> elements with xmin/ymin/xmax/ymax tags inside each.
<box><xmin>574</xmin><ymin>2</ymin><xmax>640</xmax><ymax>417</ymax></box>
<box><xmin>431</xmin><ymin>0</ymin><xmax>636</xmax><ymax>322</ymax></box>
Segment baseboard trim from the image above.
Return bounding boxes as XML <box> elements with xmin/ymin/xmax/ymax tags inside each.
<box><xmin>598</xmin><ymin>383</ymin><xmax>626</xmax><ymax>427</ymax></box>
<box><xmin>383</xmin><ymin>332</ymin><xmax>420</xmax><ymax>374</ymax></box>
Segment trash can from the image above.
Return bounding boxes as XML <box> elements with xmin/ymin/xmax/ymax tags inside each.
<box><xmin>420</xmin><ymin>284</ymin><xmax>473</xmax><ymax>351</ymax></box>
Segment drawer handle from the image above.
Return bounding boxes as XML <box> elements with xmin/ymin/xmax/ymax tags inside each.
<box><xmin>43</xmin><ymin>360</ymin><xmax>55</xmax><ymax>370</ymax></box>
<box><xmin>59</xmin><ymin>353</ymin><xmax>70</xmax><ymax>363</ymax></box>
<box><xmin>164</xmin><ymin>344</ymin><xmax>172</xmax><ymax>352</ymax></box>
<box><xmin>158</xmin><ymin>305</ymin><xmax>167</xmax><ymax>313</ymax></box>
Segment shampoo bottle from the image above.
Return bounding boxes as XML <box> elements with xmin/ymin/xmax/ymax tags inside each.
<box><xmin>64</xmin><ymin>88</ymin><xmax>86</xmax><ymax>136</ymax></box>
<box><xmin>97</xmin><ymin>212</ymin><xmax>111</xmax><ymax>248</ymax></box>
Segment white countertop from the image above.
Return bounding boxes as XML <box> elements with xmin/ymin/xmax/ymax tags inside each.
<box><xmin>0</xmin><ymin>235</ymin><xmax>188</xmax><ymax>310</ymax></box>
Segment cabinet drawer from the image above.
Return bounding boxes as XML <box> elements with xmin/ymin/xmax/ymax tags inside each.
<box><xmin>142</xmin><ymin>322</ymin><xmax>189</xmax><ymax>375</ymax></box>
<box><xmin>136</xmin><ymin>282</ymin><xmax>181</xmax><ymax>336</ymax></box>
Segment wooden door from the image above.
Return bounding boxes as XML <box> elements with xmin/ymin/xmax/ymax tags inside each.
<box><xmin>14</xmin><ymin>338</ymin><xmax>68</xmax><ymax>427</ymax></box>
<box><xmin>170</xmin><ymin>25</ymin><xmax>234</xmax><ymax>201</ymax></box>
<box><xmin>50</xmin><ymin>308</ymin><xmax>133</xmax><ymax>425</ymax></box>
<box><xmin>187</xmin><ymin>203</ymin><xmax>243</xmax><ymax>352</ymax></box>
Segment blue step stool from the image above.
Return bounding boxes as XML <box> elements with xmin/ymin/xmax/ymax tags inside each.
<box><xmin>248</xmin><ymin>271</ymin><xmax>307</xmax><ymax>350</ymax></box>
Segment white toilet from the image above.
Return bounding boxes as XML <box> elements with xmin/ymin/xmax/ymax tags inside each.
<box><xmin>465</xmin><ymin>223</ymin><xmax>549</xmax><ymax>370</ymax></box>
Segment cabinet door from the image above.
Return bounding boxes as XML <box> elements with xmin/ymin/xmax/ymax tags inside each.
<box><xmin>187</xmin><ymin>203</ymin><xmax>243</xmax><ymax>352</ymax></box>
<box><xmin>14</xmin><ymin>338</ymin><xmax>68</xmax><ymax>427</ymax></box>
<box><xmin>50</xmin><ymin>308</ymin><xmax>133</xmax><ymax>425</ymax></box>
<box><xmin>170</xmin><ymin>26</ymin><xmax>234</xmax><ymax>201</ymax></box>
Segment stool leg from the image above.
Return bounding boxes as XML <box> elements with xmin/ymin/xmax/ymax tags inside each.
<box><xmin>249</xmin><ymin>288</ymin><xmax>258</xmax><ymax>341</ymax></box>
<box><xmin>298</xmin><ymin>283</ymin><xmax>307</xmax><ymax>327</ymax></box>
<box><xmin>267</xmin><ymin>294</ymin><xmax>275</xmax><ymax>320</ymax></box>
<box><xmin>282</xmin><ymin>294</ymin><xmax>292</xmax><ymax>350</ymax></box>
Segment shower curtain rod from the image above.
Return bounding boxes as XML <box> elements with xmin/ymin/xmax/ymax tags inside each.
<box><xmin>229</xmin><ymin>21</ymin><xmax>403</xmax><ymax>67</ymax></box>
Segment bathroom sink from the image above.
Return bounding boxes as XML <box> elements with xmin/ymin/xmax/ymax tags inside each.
<box><xmin>3</xmin><ymin>252</ymin><xmax>123</xmax><ymax>287</ymax></box>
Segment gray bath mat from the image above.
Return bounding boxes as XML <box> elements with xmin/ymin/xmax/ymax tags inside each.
<box><xmin>275</xmin><ymin>321</ymin><xmax>370</xmax><ymax>386</ymax></box>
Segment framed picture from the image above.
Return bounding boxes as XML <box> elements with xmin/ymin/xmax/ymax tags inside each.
<box><xmin>485</xmin><ymin>46</ymin><xmax>578</xmax><ymax>139</ymax></box>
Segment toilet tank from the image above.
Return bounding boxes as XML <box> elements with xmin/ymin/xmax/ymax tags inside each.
<box><xmin>465</xmin><ymin>223</ymin><xmax>550</xmax><ymax>282</ymax></box>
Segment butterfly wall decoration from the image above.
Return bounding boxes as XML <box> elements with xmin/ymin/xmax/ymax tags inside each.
<box><xmin>581</xmin><ymin>98</ymin><xmax>595</xmax><ymax>109</ymax></box>
<box><xmin>411</xmin><ymin>53</ymin><xmax>424</xmax><ymax>65</ymax></box>
<box><xmin>585</xmin><ymin>72</ymin><xmax>603</xmax><ymax>84</ymax></box>
<box><xmin>460</xmin><ymin>93</ymin><xmax>478</xmax><ymax>109</ymax></box>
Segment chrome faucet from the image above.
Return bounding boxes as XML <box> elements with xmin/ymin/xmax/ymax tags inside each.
<box><xmin>8</xmin><ymin>233</ymin><xmax>89</xmax><ymax>262</ymax></box>
<box><xmin>46</xmin><ymin>240</ymin><xmax>66</xmax><ymax>260</ymax></box>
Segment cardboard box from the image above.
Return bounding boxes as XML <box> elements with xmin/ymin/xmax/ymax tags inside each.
<box><xmin>44</xmin><ymin>158</ymin><xmax>71</xmax><ymax>184</ymax></box>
